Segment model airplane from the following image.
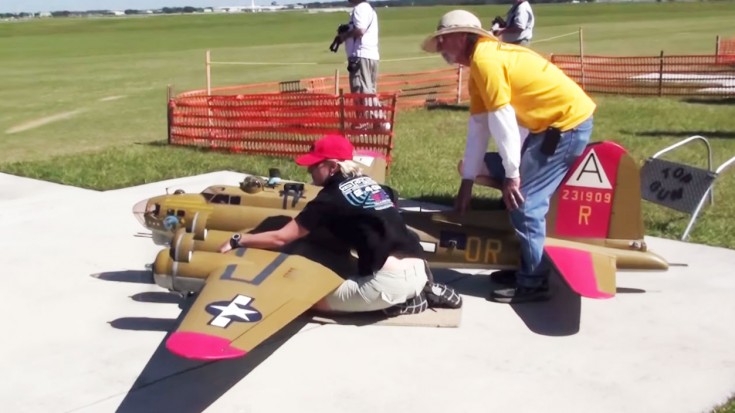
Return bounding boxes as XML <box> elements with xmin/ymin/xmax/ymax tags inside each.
<box><xmin>134</xmin><ymin>141</ymin><xmax>669</xmax><ymax>361</ymax></box>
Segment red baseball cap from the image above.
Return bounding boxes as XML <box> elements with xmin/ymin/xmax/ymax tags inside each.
<box><xmin>295</xmin><ymin>134</ymin><xmax>355</xmax><ymax>167</ymax></box>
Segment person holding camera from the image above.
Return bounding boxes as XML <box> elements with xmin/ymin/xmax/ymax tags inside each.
<box><xmin>492</xmin><ymin>0</ymin><xmax>535</xmax><ymax>46</ymax></box>
<box><xmin>421</xmin><ymin>10</ymin><xmax>596</xmax><ymax>303</ymax></box>
<box><xmin>336</xmin><ymin>0</ymin><xmax>379</xmax><ymax>95</ymax></box>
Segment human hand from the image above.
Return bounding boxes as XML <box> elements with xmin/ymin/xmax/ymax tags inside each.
<box><xmin>219</xmin><ymin>233</ymin><xmax>241</xmax><ymax>253</ymax></box>
<box><xmin>219</xmin><ymin>241</ymin><xmax>233</xmax><ymax>254</ymax></box>
<box><xmin>454</xmin><ymin>180</ymin><xmax>474</xmax><ymax>214</ymax></box>
<box><xmin>502</xmin><ymin>177</ymin><xmax>524</xmax><ymax>211</ymax></box>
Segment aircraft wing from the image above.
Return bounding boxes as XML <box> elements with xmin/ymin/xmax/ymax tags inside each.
<box><xmin>166</xmin><ymin>248</ymin><xmax>344</xmax><ymax>360</ymax></box>
<box><xmin>544</xmin><ymin>239</ymin><xmax>617</xmax><ymax>299</ymax></box>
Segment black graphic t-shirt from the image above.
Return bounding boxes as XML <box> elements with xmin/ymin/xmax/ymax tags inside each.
<box><xmin>295</xmin><ymin>174</ymin><xmax>423</xmax><ymax>276</ymax></box>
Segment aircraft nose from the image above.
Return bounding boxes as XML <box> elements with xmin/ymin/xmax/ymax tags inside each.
<box><xmin>132</xmin><ymin>198</ymin><xmax>154</xmax><ymax>228</ymax></box>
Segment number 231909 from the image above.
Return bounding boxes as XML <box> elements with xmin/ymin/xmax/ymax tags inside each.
<box><xmin>562</xmin><ymin>189</ymin><xmax>611</xmax><ymax>204</ymax></box>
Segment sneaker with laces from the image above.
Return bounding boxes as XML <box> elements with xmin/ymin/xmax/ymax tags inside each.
<box><xmin>382</xmin><ymin>293</ymin><xmax>428</xmax><ymax>317</ymax></box>
<box><xmin>424</xmin><ymin>283</ymin><xmax>462</xmax><ymax>309</ymax></box>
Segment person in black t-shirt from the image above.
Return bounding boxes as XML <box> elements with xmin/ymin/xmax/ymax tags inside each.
<box><xmin>218</xmin><ymin>134</ymin><xmax>430</xmax><ymax>314</ymax></box>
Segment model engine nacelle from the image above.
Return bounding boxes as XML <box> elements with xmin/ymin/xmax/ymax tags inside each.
<box><xmin>171</xmin><ymin>231</ymin><xmax>196</xmax><ymax>263</ymax></box>
<box><xmin>186</xmin><ymin>211</ymin><xmax>210</xmax><ymax>241</ymax></box>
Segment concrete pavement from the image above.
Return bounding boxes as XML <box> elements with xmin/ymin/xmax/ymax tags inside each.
<box><xmin>1</xmin><ymin>171</ymin><xmax>733</xmax><ymax>413</ymax></box>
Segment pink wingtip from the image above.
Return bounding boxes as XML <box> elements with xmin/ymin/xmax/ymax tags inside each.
<box><xmin>166</xmin><ymin>331</ymin><xmax>247</xmax><ymax>360</ymax></box>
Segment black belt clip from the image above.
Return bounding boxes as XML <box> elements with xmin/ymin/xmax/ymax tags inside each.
<box><xmin>541</xmin><ymin>126</ymin><xmax>561</xmax><ymax>156</ymax></box>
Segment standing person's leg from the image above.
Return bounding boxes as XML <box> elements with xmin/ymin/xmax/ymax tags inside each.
<box><xmin>491</xmin><ymin>117</ymin><xmax>594</xmax><ymax>303</ymax></box>
<box><xmin>348</xmin><ymin>58</ymin><xmax>359</xmax><ymax>93</ymax></box>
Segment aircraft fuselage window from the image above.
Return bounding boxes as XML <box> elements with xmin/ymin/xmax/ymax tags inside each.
<box><xmin>230</xmin><ymin>196</ymin><xmax>241</xmax><ymax>205</ymax></box>
<box><xmin>211</xmin><ymin>194</ymin><xmax>230</xmax><ymax>204</ymax></box>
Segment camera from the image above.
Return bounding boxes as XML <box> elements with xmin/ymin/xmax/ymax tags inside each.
<box><xmin>329</xmin><ymin>23</ymin><xmax>353</xmax><ymax>53</ymax></box>
<box><xmin>491</xmin><ymin>16</ymin><xmax>506</xmax><ymax>35</ymax></box>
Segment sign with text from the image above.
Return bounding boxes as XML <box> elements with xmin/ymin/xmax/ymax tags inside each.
<box><xmin>640</xmin><ymin>158</ymin><xmax>715</xmax><ymax>214</ymax></box>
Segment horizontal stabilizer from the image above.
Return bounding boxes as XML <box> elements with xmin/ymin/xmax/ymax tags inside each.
<box><xmin>544</xmin><ymin>246</ymin><xmax>616</xmax><ymax>299</ymax></box>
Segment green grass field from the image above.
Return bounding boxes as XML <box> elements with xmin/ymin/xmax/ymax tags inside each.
<box><xmin>1</xmin><ymin>3</ymin><xmax>735</xmax><ymax>410</ymax></box>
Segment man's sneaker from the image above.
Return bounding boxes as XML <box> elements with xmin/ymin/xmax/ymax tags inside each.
<box><xmin>424</xmin><ymin>283</ymin><xmax>463</xmax><ymax>309</ymax></box>
<box><xmin>490</xmin><ymin>285</ymin><xmax>551</xmax><ymax>304</ymax></box>
<box><xmin>490</xmin><ymin>269</ymin><xmax>517</xmax><ymax>286</ymax></box>
<box><xmin>382</xmin><ymin>293</ymin><xmax>428</xmax><ymax>317</ymax></box>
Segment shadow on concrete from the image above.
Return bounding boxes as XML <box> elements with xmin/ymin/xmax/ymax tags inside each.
<box><xmin>130</xmin><ymin>291</ymin><xmax>186</xmax><ymax>305</ymax></box>
<box><xmin>616</xmin><ymin>287</ymin><xmax>647</xmax><ymax>294</ymax></box>
<box><xmin>113</xmin><ymin>297</ymin><xmax>311</xmax><ymax>413</ymax></box>
<box><xmin>509</xmin><ymin>273</ymin><xmax>581</xmax><ymax>337</ymax></box>
<box><xmin>110</xmin><ymin>317</ymin><xmax>179</xmax><ymax>332</ymax></box>
<box><xmin>434</xmin><ymin>268</ymin><xmax>581</xmax><ymax>336</ymax></box>
<box><xmin>91</xmin><ymin>270</ymin><xmax>154</xmax><ymax>284</ymax></box>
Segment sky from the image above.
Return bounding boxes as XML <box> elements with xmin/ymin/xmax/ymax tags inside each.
<box><xmin>1</xmin><ymin>0</ymin><xmax>332</xmax><ymax>14</ymax></box>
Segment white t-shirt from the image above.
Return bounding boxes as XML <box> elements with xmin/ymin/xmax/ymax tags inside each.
<box><xmin>503</xmin><ymin>1</ymin><xmax>534</xmax><ymax>43</ymax></box>
<box><xmin>345</xmin><ymin>2</ymin><xmax>379</xmax><ymax>60</ymax></box>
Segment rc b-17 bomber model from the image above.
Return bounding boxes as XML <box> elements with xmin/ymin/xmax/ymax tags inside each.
<box><xmin>134</xmin><ymin>141</ymin><xmax>669</xmax><ymax>360</ymax></box>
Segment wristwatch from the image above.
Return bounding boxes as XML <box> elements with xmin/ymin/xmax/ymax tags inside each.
<box><xmin>229</xmin><ymin>233</ymin><xmax>242</xmax><ymax>249</ymax></box>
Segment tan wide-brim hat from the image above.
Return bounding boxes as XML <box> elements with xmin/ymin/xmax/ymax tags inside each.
<box><xmin>421</xmin><ymin>9</ymin><xmax>496</xmax><ymax>53</ymax></box>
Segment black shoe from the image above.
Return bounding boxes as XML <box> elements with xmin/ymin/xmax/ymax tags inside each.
<box><xmin>382</xmin><ymin>293</ymin><xmax>428</xmax><ymax>316</ymax></box>
<box><xmin>490</xmin><ymin>285</ymin><xmax>551</xmax><ymax>304</ymax></box>
<box><xmin>490</xmin><ymin>269</ymin><xmax>517</xmax><ymax>286</ymax></box>
<box><xmin>424</xmin><ymin>283</ymin><xmax>462</xmax><ymax>309</ymax></box>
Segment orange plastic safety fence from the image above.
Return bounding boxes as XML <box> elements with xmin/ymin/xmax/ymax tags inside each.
<box><xmin>168</xmin><ymin>92</ymin><xmax>398</xmax><ymax>164</ymax></box>
<box><xmin>717</xmin><ymin>37</ymin><xmax>735</xmax><ymax>65</ymax></box>
<box><xmin>178</xmin><ymin>67</ymin><xmax>466</xmax><ymax>110</ymax></box>
<box><xmin>550</xmin><ymin>54</ymin><xmax>735</xmax><ymax>97</ymax></box>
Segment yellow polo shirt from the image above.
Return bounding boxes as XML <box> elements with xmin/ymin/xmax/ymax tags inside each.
<box><xmin>469</xmin><ymin>38</ymin><xmax>596</xmax><ymax>133</ymax></box>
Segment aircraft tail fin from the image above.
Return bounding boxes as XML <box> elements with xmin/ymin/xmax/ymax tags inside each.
<box><xmin>547</xmin><ymin>141</ymin><xmax>645</xmax><ymax>242</ymax></box>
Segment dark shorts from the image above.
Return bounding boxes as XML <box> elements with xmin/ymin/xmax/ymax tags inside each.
<box><xmin>483</xmin><ymin>152</ymin><xmax>506</xmax><ymax>180</ymax></box>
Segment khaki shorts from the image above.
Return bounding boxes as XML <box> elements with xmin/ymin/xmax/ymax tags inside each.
<box><xmin>317</xmin><ymin>257</ymin><xmax>428</xmax><ymax>313</ymax></box>
<box><xmin>348</xmin><ymin>57</ymin><xmax>378</xmax><ymax>94</ymax></box>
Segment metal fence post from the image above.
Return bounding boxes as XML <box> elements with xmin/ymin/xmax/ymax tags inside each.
<box><xmin>205</xmin><ymin>50</ymin><xmax>211</xmax><ymax>95</ymax></box>
<box><xmin>658</xmin><ymin>50</ymin><xmax>664</xmax><ymax>97</ymax></box>
<box><xmin>167</xmin><ymin>85</ymin><xmax>173</xmax><ymax>145</ymax></box>
<box><xmin>338</xmin><ymin>88</ymin><xmax>345</xmax><ymax>135</ymax></box>
<box><xmin>334</xmin><ymin>69</ymin><xmax>339</xmax><ymax>96</ymax></box>
<box><xmin>579</xmin><ymin>27</ymin><xmax>586</xmax><ymax>90</ymax></box>
<box><xmin>456</xmin><ymin>65</ymin><xmax>463</xmax><ymax>104</ymax></box>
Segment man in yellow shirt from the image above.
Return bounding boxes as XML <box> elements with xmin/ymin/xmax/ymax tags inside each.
<box><xmin>421</xmin><ymin>10</ymin><xmax>596</xmax><ymax>303</ymax></box>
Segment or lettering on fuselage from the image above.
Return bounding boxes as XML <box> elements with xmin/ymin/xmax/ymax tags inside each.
<box><xmin>464</xmin><ymin>236</ymin><xmax>502</xmax><ymax>264</ymax></box>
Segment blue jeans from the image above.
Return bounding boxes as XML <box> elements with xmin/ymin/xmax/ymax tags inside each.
<box><xmin>484</xmin><ymin>116</ymin><xmax>594</xmax><ymax>288</ymax></box>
